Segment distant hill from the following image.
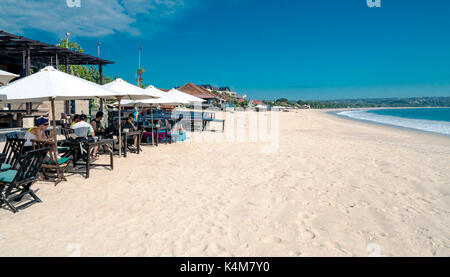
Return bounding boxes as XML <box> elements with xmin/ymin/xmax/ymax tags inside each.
<box><xmin>265</xmin><ymin>97</ymin><xmax>450</xmax><ymax>109</ymax></box>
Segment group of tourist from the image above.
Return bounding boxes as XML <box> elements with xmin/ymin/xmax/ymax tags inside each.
<box><xmin>23</xmin><ymin>108</ymin><xmax>186</xmax><ymax>158</ymax></box>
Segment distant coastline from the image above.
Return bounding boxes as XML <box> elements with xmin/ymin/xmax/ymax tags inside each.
<box><xmin>261</xmin><ymin>96</ymin><xmax>450</xmax><ymax>110</ymax></box>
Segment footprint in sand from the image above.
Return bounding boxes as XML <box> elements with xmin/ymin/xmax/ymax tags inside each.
<box><xmin>299</xmin><ymin>228</ymin><xmax>316</xmax><ymax>240</ymax></box>
<box><xmin>262</xmin><ymin>236</ymin><xmax>282</xmax><ymax>244</ymax></box>
<box><xmin>208</xmin><ymin>242</ymin><xmax>226</xmax><ymax>254</ymax></box>
<box><xmin>240</xmin><ymin>243</ymin><xmax>249</xmax><ymax>249</ymax></box>
<box><xmin>288</xmin><ymin>250</ymin><xmax>302</xmax><ymax>256</ymax></box>
<box><xmin>319</xmin><ymin>200</ymin><xmax>331</xmax><ymax>207</ymax></box>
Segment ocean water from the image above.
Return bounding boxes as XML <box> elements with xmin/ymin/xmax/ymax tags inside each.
<box><xmin>337</xmin><ymin>108</ymin><xmax>450</xmax><ymax>136</ymax></box>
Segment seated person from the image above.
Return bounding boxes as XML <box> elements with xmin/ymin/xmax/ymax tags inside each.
<box><xmin>90</xmin><ymin>111</ymin><xmax>105</xmax><ymax>137</ymax></box>
<box><xmin>72</xmin><ymin>114</ymin><xmax>99</xmax><ymax>158</ymax></box>
<box><xmin>70</xmin><ymin>114</ymin><xmax>80</xmax><ymax>128</ymax></box>
<box><xmin>23</xmin><ymin>117</ymin><xmax>51</xmax><ymax>152</ymax></box>
<box><xmin>170</xmin><ymin>123</ymin><xmax>186</xmax><ymax>142</ymax></box>
<box><xmin>123</xmin><ymin>114</ymin><xmax>137</xmax><ymax>131</ymax></box>
<box><xmin>133</xmin><ymin>107</ymin><xmax>147</xmax><ymax>126</ymax></box>
<box><xmin>157</xmin><ymin>118</ymin><xmax>171</xmax><ymax>129</ymax></box>
<box><xmin>123</xmin><ymin>114</ymin><xmax>138</xmax><ymax>149</ymax></box>
<box><xmin>60</xmin><ymin>113</ymin><xmax>69</xmax><ymax>127</ymax></box>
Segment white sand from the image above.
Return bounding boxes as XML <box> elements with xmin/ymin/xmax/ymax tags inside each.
<box><xmin>0</xmin><ymin>110</ymin><xmax>449</xmax><ymax>257</ymax></box>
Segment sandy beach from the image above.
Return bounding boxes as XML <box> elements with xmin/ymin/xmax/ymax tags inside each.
<box><xmin>0</xmin><ymin>110</ymin><xmax>449</xmax><ymax>257</ymax></box>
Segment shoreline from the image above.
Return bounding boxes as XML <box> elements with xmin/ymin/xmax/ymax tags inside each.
<box><xmin>325</xmin><ymin>108</ymin><xmax>450</xmax><ymax>139</ymax></box>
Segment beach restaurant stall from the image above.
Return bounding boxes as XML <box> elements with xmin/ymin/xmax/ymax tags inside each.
<box><xmin>0</xmin><ymin>66</ymin><xmax>120</xmax><ymax>143</ymax></box>
<box><xmin>116</xmin><ymin>95</ymin><xmax>188</xmax><ymax>145</ymax></box>
<box><xmin>103</xmin><ymin>78</ymin><xmax>161</xmax><ymax>156</ymax></box>
<box><xmin>0</xmin><ymin>30</ymin><xmax>114</xmax><ymax>130</ymax></box>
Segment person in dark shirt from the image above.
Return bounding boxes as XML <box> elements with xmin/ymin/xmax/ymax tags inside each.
<box><xmin>123</xmin><ymin>114</ymin><xmax>137</xmax><ymax>131</ymax></box>
<box><xmin>122</xmin><ymin>114</ymin><xmax>138</xmax><ymax>149</ymax></box>
<box><xmin>90</xmin><ymin>111</ymin><xmax>104</xmax><ymax>135</ymax></box>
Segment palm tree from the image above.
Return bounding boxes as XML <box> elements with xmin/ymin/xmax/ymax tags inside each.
<box><xmin>136</xmin><ymin>67</ymin><xmax>145</xmax><ymax>87</ymax></box>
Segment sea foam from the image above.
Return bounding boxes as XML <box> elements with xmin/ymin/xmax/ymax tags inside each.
<box><xmin>337</xmin><ymin>110</ymin><xmax>450</xmax><ymax>136</ymax></box>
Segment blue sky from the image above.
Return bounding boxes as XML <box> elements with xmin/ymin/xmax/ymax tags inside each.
<box><xmin>1</xmin><ymin>0</ymin><xmax>450</xmax><ymax>100</ymax></box>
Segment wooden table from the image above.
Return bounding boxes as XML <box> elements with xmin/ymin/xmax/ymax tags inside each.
<box><xmin>121</xmin><ymin>130</ymin><xmax>141</xmax><ymax>158</ymax></box>
<box><xmin>67</xmin><ymin>139</ymin><xmax>114</xmax><ymax>179</ymax></box>
<box><xmin>202</xmin><ymin>119</ymin><xmax>225</xmax><ymax>132</ymax></box>
<box><xmin>141</xmin><ymin>125</ymin><xmax>169</xmax><ymax>146</ymax></box>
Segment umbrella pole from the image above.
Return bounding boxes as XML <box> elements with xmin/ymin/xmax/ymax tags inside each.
<box><xmin>51</xmin><ymin>98</ymin><xmax>57</xmax><ymax>144</ymax></box>
<box><xmin>151</xmin><ymin>105</ymin><xmax>154</xmax><ymax>145</ymax></box>
<box><xmin>118</xmin><ymin>97</ymin><xmax>122</xmax><ymax>158</ymax></box>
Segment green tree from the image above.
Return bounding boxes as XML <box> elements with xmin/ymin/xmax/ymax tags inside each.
<box><xmin>55</xmin><ymin>38</ymin><xmax>115</xmax><ymax>110</ymax></box>
<box><xmin>136</xmin><ymin>68</ymin><xmax>146</xmax><ymax>88</ymax></box>
<box><xmin>240</xmin><ymin>100</ymin><xmax>249</xmax><ymax>108</ymax></box>
<box><xmin>55</xmin><ymin>38</ymin><xmax>114</xmax><ymax>84</ymax></box>
<box><xmin>276</xmin><ymin>98</ymin><xmax>289</xmax><ymax>103</ymax></box>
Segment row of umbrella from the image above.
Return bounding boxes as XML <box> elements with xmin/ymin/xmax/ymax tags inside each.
<box><xmin>0</xmin><ymin>66</ymin><xmax>205</xmax><ymax>157</ymax></box>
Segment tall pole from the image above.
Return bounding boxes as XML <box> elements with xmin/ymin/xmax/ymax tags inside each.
<box><xmin>138</xmin><ymin>46</ymin><xmax>142</xmax><ymax>69</ymax></box>
<box><xmin>25</xmin><ymin>47</ymin><xmax>31</xmax><ymax>115</ymax></box>
<box><xmin>51</xmin><ymin>98</ymin><xmax>57</xmax><ymax>143</ymax></box>
<box><xmin>99</xmin><ymin>64</ymin><xmax>104</xmax><ymax>112</ymax></box>
<box><xmin>66</xmin><ymin>32</ymin><xmax>70</xmax><ymax>48</ymax></box>
<box><xmin>137</xmin><ymin>46</ymin><xmax>142</xmax><ymax>87</ymax></box>
<box><xmin>151</xmin><ymin>105</ymin><xmax>154</xmax><ymax>145</ymax></box>
<box><xmin>117</xmin><ymin>97</ymin><xmax>122</xmax><ymax>158</ymax></box>
<box><xmin>96</xmin><ymin>42</ymin><xmax>102</xmax><ymax>116</ymax></box>
<box><xmin>64</xmin><ymin>57</ymin><xmax>70</xmax><ymax>114</ymax></box>
<box><xmin>64</xmin><ymin>32</ymin><xmax>70</xmax><ymax>115</ymax></box>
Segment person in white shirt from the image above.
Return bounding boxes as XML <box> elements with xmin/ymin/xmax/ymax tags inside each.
<box><xmin>72</xmin><ymin>114</ymin><xmax>94</xmax><ymax>135</ymax></box>
<box><xmin>72</xmin><ymin>114</ymin><xmax>99</xmax><ymax>158</ymax></box>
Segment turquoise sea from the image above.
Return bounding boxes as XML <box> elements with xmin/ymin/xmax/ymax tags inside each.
<box><xmin>337</xmin><ymin>108</ymin><xmax>450</xmax><ymax>136</ymax></box>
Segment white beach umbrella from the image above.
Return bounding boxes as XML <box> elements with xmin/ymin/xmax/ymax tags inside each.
<box><xmin>113</xmin><ymin>99</ymin><xmax>136</xmax><ymax>106</ymax></box>
<box><xmin>255</xmin><ymin>104</ymin><xmax>268</xmax><ymax>111</ymax></box>
<box><xmin>103</xmin><ymin>79</ymin><xmax>161</xmax><ymax>99</ymax></box>
<box><xmin>0</xmin><ymin>66</ymin><xmax>119</xmax><ymax>143</ymax></box>
<box><xmin>114</xmin><ymin>97</ymin><xmax>186</xmax><ymax>106</ymax></box>
<box><xmin>103</xmin><ymin>78</ymin><xmax>160</xmax><ymax>157</ymax></box>
<box><xmin>145</xmin><ymin>85</ymin><xmax>167</xmax><ymax>98</ymax></box>
<box><xmin>0</xmin><ymin>70</ymin><xmax>19</xmax><ymax>86</ymax></box>
<box><xmin>166</xmin><ymin>88</ymin><xmax>206</xmax><ymax>104</ymax></box>
<box><xmin>134</xmin><ymin>96</ymin><xmax>188</xmax><ymax>105</ymax></box>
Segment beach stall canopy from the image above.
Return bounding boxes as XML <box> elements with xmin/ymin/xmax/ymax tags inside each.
<box><xmin>133</xmin><ymin>96</ymin><xmax>188</xmax><ymax>105</ymax></box>
<box><xmin>103</xmin><ymin>78</ymin><xmax>161</xmax><ymax>100</ymax></box>
<box><xmin>166</xmin><ymin>88</ymin><xmax>206</xmax><ymax>104</ymax></box>
<box><xmin>103</xmin><ymin>78</ymin><xmax>162</xmax><ymax>157</ymax></box>
<box><xmin>0</xmin><ymin>66</ymin><xmax>119</xmax><ymax>102</ymax></box>
<box><xmin>145</xmin><ymin>85</ymin><xmax>167</xmax><ymax>98</ymax></box>
<box><xmin>116</xmin><ymin>96</ymin><xmax>187</xmax><ymax>106</ymax></box>
<box><xmin>0</xmin><ymin>66</ymin><xmax>120</xmax><ymax>142</ymax></box>
<box><xmin>0</xmin><ymin>69</ymin><xmax>19</xmax><ymax>86</ymax></box>
<box><xmin>119</xmin><ymin>90</ymin><xmax>189</xmax><ymax>145</ymax></box>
